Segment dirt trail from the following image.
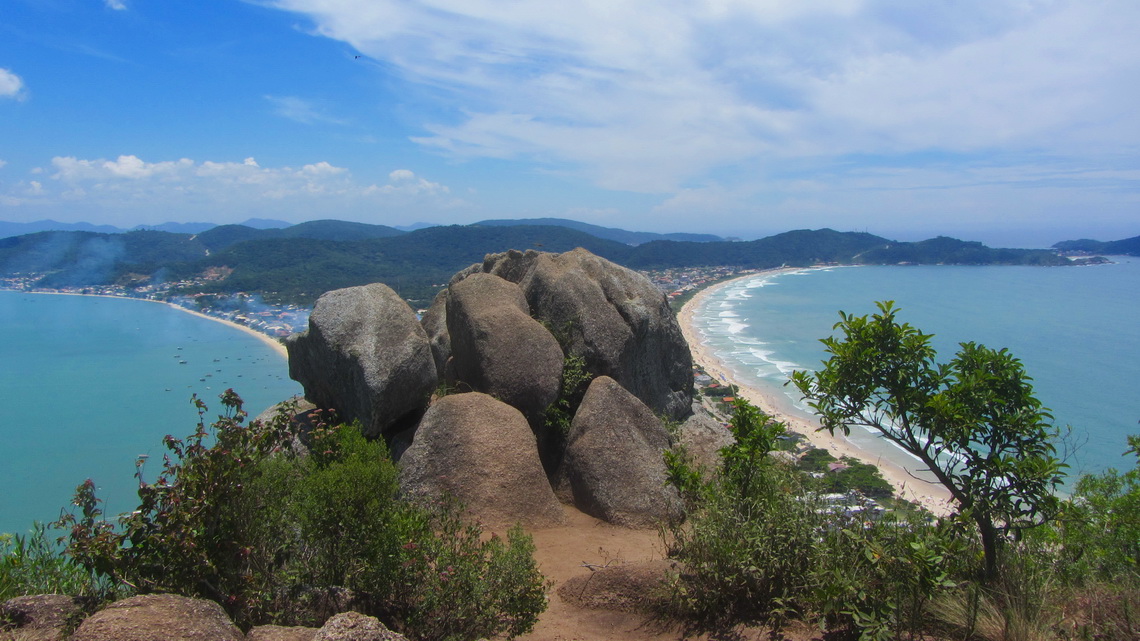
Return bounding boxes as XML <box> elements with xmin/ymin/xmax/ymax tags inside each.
<box><xmin>516</xmin><ymin>506</ymin><xmax>669</xmax><ymax>641</ymax></box>
<box><xmin>511</xmin><ymin>506</ymin><xmax>818</xmax><ymax>641</ymax></box>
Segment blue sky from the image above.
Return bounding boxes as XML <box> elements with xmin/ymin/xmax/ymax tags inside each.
<box><xmin>1</xmin><ymin>0</ymin><xmax>1137</xmax><ymax>247</ymax></box>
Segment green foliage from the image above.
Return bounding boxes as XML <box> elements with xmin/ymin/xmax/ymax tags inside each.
<box><xmin>791</xmin><ymin>301</ymin><xmax>1065</xmax><ymax>580</ymax></box>
<box><xmin>55</xmin><ymin>389</ymin><xmax>290</xmax><ymax>603</ymax></box>
<box><xmin>816</xmin><ymin>515</ymin><xmax>964</xmax><ymax>640</ymax></box>
<box><xmin>1056</xmin><ymin>434</ymin><xmax>1140</xmax><ymax>584</ymax></box>
<box><xmin>55</xmin><ymin>391</ymin><xmax>546</xmax><ymax>639</ymax></box>
<box><xmin>664</xmin><ymin>458</ymin><xmax>820</xmax><ymax>627</ymax></box>
<box><xmin>817</xmin><ymin>458</ymin><xmax>894</xmax><ymax>500</ymax></box>
<box><xmin>664</xmin><ymin>398</ymin><xmax>810</xmax><ymax>625</ymax></box>
<box><xmin>543</xmin><ymin>352</ymin><xmax>592</xmax><ymax>438</ymax></box>
<box><xmin>721</xmin><ymin>398</ymin><xmax>786</xmax><ymax>497</ymax></box>
<box><xmin>0</xmin><ymin>523</ymin><xmax>116</xmax><ymax>602</ymax></box>
<box><xmin>663</xmin><ymin>398</ymin><xmax>967</xmax><ymax>638</ymax></box>
<box><xmin>2</xmin><ymin>226</ymin><xmax>1073</xmax><ymax>305</ymax></box>
<box><xmin>797</xmin><ymin>447</ymin><xmax>837</xmax><ymax>472</ymax></box>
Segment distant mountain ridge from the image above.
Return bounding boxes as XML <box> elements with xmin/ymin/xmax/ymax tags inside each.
<box><xmin>0</xmin><ymin>218</ymin><xmax>292</xmax><ymax>239</ymax></box>
<box><xmin>0</xmin><ymin>221</ymin><xmax>1079</xmax><ymax>306</ymax></box>
<box><xmin>1053</xmin><ymin>235</ymin><xmax>1140</xmax><ymax>257</ymax></box>
<box><xmin>0</xmin><ymin>220</ymin><xmax>124</xmax><ymax>238</ymax></box>
<box><xmin>474</xmin><ymin>217</ymin><xmax>723</xmax><ymax>245</ymax></box>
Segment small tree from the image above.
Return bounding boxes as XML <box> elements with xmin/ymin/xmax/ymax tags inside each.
<box><xmin>791</xmin><ymin>301</ymin><xmax>1065</xmax><ymax>581</ymax></box>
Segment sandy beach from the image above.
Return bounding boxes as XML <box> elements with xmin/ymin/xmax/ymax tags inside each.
<box><xmin>678</xmin><ymin>271</ymin><xmax>955</xmax><ymax>517</ymax></box>
<box><xmin>169</xmin><ymin>303</ymin><xmax>290</xmax><ymax>359</ymax></box>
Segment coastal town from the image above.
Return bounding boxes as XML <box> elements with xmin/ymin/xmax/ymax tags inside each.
<box><xmin>1</xmin><ymin>265</ymin><xmax>756</xmax><ymax>341</ymax></box>
<box><xmin>1</xmin><ymin>272</ymin><xmax>312</xmax><ymax>338</ymax></box>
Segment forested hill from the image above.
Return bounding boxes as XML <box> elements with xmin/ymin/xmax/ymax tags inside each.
<box><xmin>0</xmin><ymin>223</ymin><xmax>1075</xmax><ymax>306</ymax></box>
<box><xmin>1053</xmin><ymin>234</ymin><xmax>1140</xmax><ymax>257</ymax></box>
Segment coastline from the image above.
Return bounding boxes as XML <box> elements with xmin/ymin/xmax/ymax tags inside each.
<box><xmin>678</xmin><ymin>270</ymin><xmax>955</xmax><ymax>517</ymax></box>
<box><xmin>20</xmin><ymin>290</ymin><xmax>290</xmax><ymax>359</ymax></box>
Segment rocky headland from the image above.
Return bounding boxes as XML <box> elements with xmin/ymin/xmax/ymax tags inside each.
<box><xmin>2</xmin><ymin>247</ymin><xmax>745</xmax><ymax>641</ymax></box>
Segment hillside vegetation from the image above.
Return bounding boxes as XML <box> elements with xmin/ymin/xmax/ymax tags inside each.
<box><xmin>0</xmin><ymin>221</ymin><xmax>1079</xmax><ymax>306</ymax></box>
<box><xmin>1053</xmin><ymin>234</ymin><xmax>1140</xmax><ymax>256</ymax></box>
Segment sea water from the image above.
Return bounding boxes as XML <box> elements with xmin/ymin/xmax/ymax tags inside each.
<box><xmin>691</xmin><ymin>256</ymin><xmax>1140</xmax><ymax>483</ymax></box>
<box><xmin>0</xmin><ymin>292</ymin><xmax>302</xmax><ymax>536</ymax></box>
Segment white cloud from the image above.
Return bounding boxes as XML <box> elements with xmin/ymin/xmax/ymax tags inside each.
<box><xmin>0</xmin><ymin>155</ymin><xmax>460</xmax><ymax>223</ymax></box>
<box><xmin>367</xmin><ymin>169</ymin><xmax>449</xmax><ymax>196</ymax></box>
<box><xmin>104</xmin><ymin>0</ymin><xmax>127</xmax><ymax>10</ymax></box>
<box><xmin>265</xmin><ymin>95</ymin><xmax>348</xmax><ymax>125</ymax></box>
<box><xmin>263</xmin><ymin>0</ymin><xmax>1140</xmax><ymax>196</ymax></box>
<box><xmin>0</xmin><ymin>68</ymin><xmax>26</xmax><ymax>100</ymax></box>
<box><xmin>0</xmin><ymin>160</ymin><xmax>7</xmax><ymax>169</ymax></box>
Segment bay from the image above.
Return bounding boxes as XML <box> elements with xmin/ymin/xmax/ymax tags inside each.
<box><xmin>0</xmin><ymin>292</ymin><xmax>302</xmax><ymax>536</ymax></box>
<box><xmin>691</xmin><ymin>256</ymin><xmax>1140</xmax><ymax>482</ymax></box>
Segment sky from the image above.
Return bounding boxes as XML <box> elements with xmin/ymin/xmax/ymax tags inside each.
<box><xmin>1</xmin><ymin>0</ymin><xmax>1138</xmax><ymax>247</ymax></box>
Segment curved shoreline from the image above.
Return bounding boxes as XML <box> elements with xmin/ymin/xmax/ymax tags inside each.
<box><xmin>678</xmin><ymin>270</ymin><xmax>955</xmax><ymax>516</ymax></box>
<box><xmin>19</xmin><ymin>291</ymin><xmax>289</xmax><ymax>359</ymax></box>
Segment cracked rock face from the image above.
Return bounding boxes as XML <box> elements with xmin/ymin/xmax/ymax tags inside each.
<box><xmin>445</xmin><ymin>273</ymin><xmax>564</xmax><ymax>427</ymax></box>
<box><xmin>290</xmin><ymin>248</ymin><xmax>694</xmax><ymax>529</ymax></box>
<box><xmin>473</xmin><ymin>248</ymin><xmax>693</xmax><ymax>421</ymax></box>
<box><xmin>286</xmin><ymin>283</ymin><xmax>437</xmax><ymax>439</ymax></box>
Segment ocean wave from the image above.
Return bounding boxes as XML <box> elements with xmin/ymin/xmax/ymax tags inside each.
<box><xmin>725</xmin><ymin>321</ymin><xmax>749</xmax><ymax>334</ymax></box>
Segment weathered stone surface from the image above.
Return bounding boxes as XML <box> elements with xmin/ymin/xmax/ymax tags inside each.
<box><xmin>400</xmin><ymin>393</ymin><xmax>565</xmax><ymax>527</ymax></box>
<box><xmin>313</xmin><ymin>612</ymin><xmax>407</xmax><ymax>641</ymax></box>
<box><xmin>419</xmin><ymin>289</ymin><xmax>452</xmax><ymax>382</ymax></box>
<box><xmin>678</xmin><ymin>404</ymin><xmax>734</xmax><ymax>474</ymax></box>
<box><xmin>0</xmin><ymin>594</ymin><xmax>86</xmax><ymax>641</ymax></box>
<box><xmin>559</xmin><ymin>376</ymin><xmax>683</xmax><ymax>528</ymax></box>
<box><xmin>286</xmin><ymin>283</ymin><xmax>437</xmax><ymax>438</ymax></box>
<box><xmin>445</xmin><ymin>273</ymin><xmax>563</xmax><ymax>424</ymax></box>
<box><xmin>467</xmin><ymin>248</ymin><xmax>693</xmax><ymax>420</ymax></box>
<box><xmin>69</xmin><ymin>594</ymin><xmax>243</xmax><ymax>641</ymax></box>
<box><xmin>246</xmin><ymin>625</ymin><xmax>318</xmax><ymax>641</ymax></box>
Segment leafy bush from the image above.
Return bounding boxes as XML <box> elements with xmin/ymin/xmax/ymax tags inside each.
<box><xmin>55</xmin><ymin>390</ymin><xmax>546</xmax><ymax>640</ymax></box>
<box><xmin>664</xmin><ymin>399</ymin><xmax>821</xmax><ymax>626</ymax></box>
<box><xmin>663</xmin><ymin>398</ymin><xmax>962</xmax><ymax>638</ymax></box>
<box><xmin>0</xmin><ymin>523</ymin><xmax>116</xmax><ymax>602</ymax></box>
<box><xmin>1058</xmin><ymin>435</ymin><xmax>1140</xmax><ymax>584</ymax></box>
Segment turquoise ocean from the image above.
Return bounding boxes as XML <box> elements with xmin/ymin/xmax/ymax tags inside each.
<box><xmin>690</xmin><ymin>256</ymin><xmax>1140</xmax><ymax>485</ymax></box>
<box><xmin>0</xmin><ymin>292</ymin><xmax>301</xmax><ymax>536</ymax></box>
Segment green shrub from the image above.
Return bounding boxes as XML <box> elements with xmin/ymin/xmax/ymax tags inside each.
<box><xmin>0</xmin><ymin>523</ymin><xmax>116</xmax><ymax>602</ymax></box>
<box><xmin>664</xmin><ymin>398</ymin><xmax>963</xmax><ymax>638</ymax></box>
<box><xmin>55</xmin><ymin>390</ymin><xmax>547</xmax><ymax>640</ymax></box>
<box><xmin>1058</xmin><ymin>435</ymin><xmax>1140</xmax><ymax>584</ymax></box>
<box><xmin>664</xmin><ymin>399</ymin><xmax>821</xmax><ymax>626</ymax></box>
<box><xmin>817</xmin><ymin>458</ymin><xmax>894</xmax><ymax>500</ymax></box>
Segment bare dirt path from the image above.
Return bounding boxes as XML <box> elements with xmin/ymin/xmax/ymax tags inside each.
<box><xmin>511</xmin><ymin>506</ymin><xmax>820</xmax><ymax>641</ymax></box>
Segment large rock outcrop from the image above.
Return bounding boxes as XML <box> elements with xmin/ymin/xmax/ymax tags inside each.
<box><xmin>559</xmin><ymin>376</ymin><xmax>683</xmax><ymax>528</ymax></box>
<box><xmin>399</xmin><ymin>393</ymin><xmax>565</xmax><ymax>527</ymax></box>
<box><xmin>287</xmin><ymin>247</ymin><xmax>698</xmax><ymax>529</ymax></box>
<box><xmin>445</xmin><ymin>273</ymin><xmax>564</xmax><ymax>425</ymax></box>
<box><xmin>462</xmin><ymin>248</ymin><xmax>693</xmax><ymax>420</ymax></box>
<box><xmin>69</xmin><ymin>594</ymin><xmax>243</xmax><ymax>641</ymax></box>
<box><xmin>287</xmin><ymin>283</ymin><xmax>437</xmax><ymax>438</ymax></box>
